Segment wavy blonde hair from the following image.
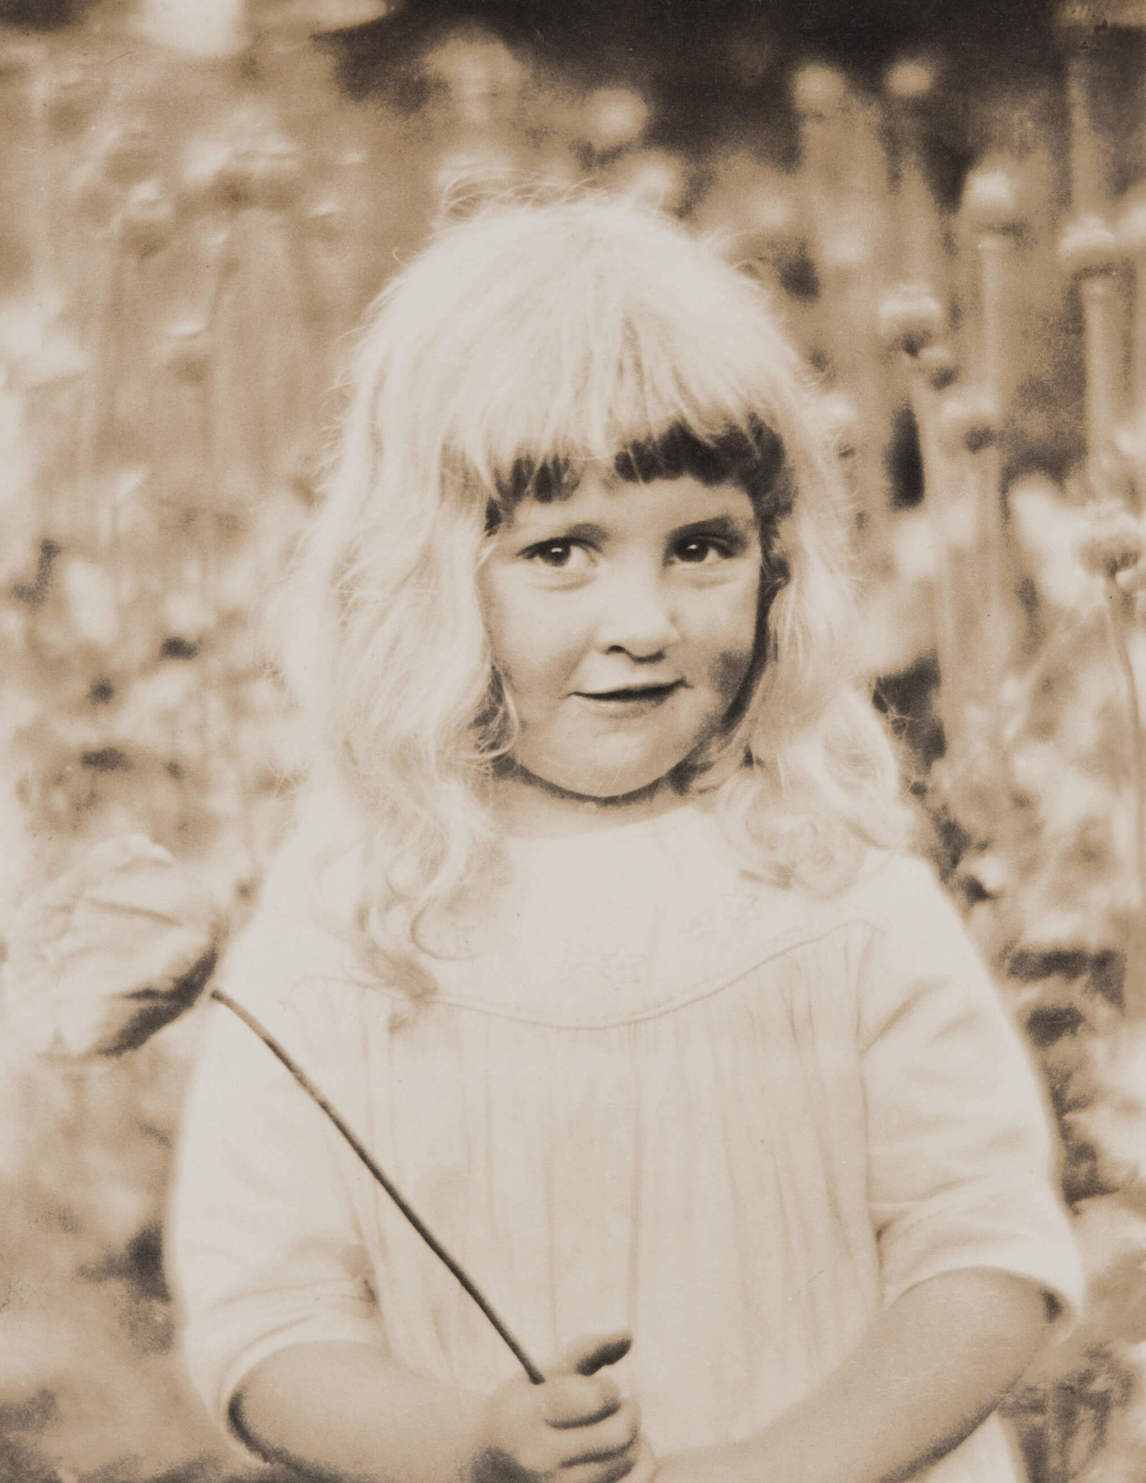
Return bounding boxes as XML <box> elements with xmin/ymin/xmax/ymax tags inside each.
<box><xmin>282</xmin><ymin>192</ymin><xmax>912</xmax><ymax>997</ymax></box>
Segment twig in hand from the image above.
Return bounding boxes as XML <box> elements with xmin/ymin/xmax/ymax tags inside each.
<box><xmin>209</xmin><ymin>986</ymin><xmax>546</xmax><ymax>1384</ymax></box>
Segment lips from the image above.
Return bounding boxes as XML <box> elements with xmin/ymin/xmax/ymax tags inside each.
<box><xmin>573</xmin><ymin>681</ymin><xmax>683</xmax><ymax>712</ymax></box>
<box><xmin>578</xmin><ymin>680</ymin><xmax>681</xmax><ymax>698</ymax></box>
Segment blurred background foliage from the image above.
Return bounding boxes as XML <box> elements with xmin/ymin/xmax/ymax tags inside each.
<box><xmin>3</xmin><ymin>0</ymin><xmax>1146</xmax><ymax>1479</ymax></box>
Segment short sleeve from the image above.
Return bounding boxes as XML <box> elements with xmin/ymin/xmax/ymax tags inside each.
<box><xmin>858</xmin><ymin>858</ymin><xmax>1084</xmax><ymax>1324</ymax></box>
<box><xmin>165</xmin><ymin>811</ymin><xmax>383</xmax><ymax>1441</ymax></box>
<box><xmin>167</xmin><ymin>997</ymin><xmax>383</xmax><ymax>1440</ymax></box>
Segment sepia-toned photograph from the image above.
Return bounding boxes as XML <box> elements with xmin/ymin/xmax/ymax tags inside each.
<box><xmin>0</xmin><ymin>1</ymin><xmax>1143</xmax><ymax>1480</ymax></box>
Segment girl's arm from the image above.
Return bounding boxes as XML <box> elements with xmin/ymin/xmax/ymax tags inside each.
<box><xmin>656</xmin><ymin>1266</ymin><xmax>1048</xmax><ymax>1483</ymax></box>
<box><xmin>232</xmin><ymin>1341</ymin><xmax>488</xmax><ymax>1483</ymax></box>
<box><xmin>232</xmin><ymin>1332</ymin><xmax>655</xmax><ymax>1483</ymax></box>
<box><xmin>670</xmin><ymin>862</ymin><xmax>1078</xmax><ymax>1483</ymax></box>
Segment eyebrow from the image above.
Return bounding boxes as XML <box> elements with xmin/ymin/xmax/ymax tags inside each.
<box><xmin>518</xmin><ymin>520</ymin><xmax>608</xmax><ymax>544</ymax></box>
<box><xmin>670</xmin><ymin>515</ymin><xmax>754</xmax><ymax>540</ymax></box>
<box><xmin>512</xmin><ymin>513</ymin><xmax>756</xmax><ymax>545</ymax></box>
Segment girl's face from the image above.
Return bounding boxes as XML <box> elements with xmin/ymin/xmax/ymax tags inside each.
<box><xmin>480</xmin><ymin>471</ymin><xmax>762</xmax><ymax>818</ymax></box>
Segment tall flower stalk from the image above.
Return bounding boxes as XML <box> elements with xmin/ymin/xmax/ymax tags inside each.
<box><xmin>1080</xmin><ymin>503</ymin><xmax>1146</xmax><ymax>1017</ymax></box>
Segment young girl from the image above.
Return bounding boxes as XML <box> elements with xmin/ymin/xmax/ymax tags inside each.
<box><xmin>167</xmin><ymin>194</ymin><xmax>1083</xmax><ymax>1483</ymax></box>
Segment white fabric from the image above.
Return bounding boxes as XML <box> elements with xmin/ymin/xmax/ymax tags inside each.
<box><xmin>167</xmin><ymin>798</ymin><xmax>1083</xmax><ymax>1481</ymax></box>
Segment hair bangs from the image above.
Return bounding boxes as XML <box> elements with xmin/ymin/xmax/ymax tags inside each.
<box><xmin>482</xmin><ymin>419</ymin><xmax>791</xmax><ymax>549</ymax></box>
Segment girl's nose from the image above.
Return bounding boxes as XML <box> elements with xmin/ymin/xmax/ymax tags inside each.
<box><xmin>595</xmin><ymin>568</ymin><xmax>680</xmax><ymax>657</ymax></box>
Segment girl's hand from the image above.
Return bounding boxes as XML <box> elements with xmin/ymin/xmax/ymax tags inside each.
<box><xmin>473</xmin><ymin>1332</ymin><xmax>654</xmax><ymax>1483</ymax></box>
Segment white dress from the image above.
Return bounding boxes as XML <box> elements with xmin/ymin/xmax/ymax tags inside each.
<box><xmin>167</xmin><ymin>799</ymin><xmax>1083</xmax><ymax>1481</ymax></box>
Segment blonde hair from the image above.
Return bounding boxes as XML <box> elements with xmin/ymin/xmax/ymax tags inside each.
<box><xmin>283</xmin><ymin>192</ymin><xmax>911</xmax><ymax>997</ymax></box>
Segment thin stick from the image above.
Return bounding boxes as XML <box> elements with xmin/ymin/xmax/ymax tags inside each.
<box><xmin>884</xmin><ymin>57</ymin><xmax>944</xmax><ymax>295</ymax></box>
<box><xmin>905</xmin><ymin>364</ymin><xmax>964</xmax><ymax>753</ymax></box>
<box><xmin>1065</xmin><ymin>47</ymin><xmax>1116</xmax><ymax>222</ymax></box>
<box><xmin>27</xmin><ymin>47</ymin><xmax>56</xmax><ymax>313</ymax></box>
<box><xmin>1102</xmin><ymin>593</ymin><xmax>1146</xmax><ymax>1018</ymax></box>
<box><xmin>1081</xmin><ymin>271</ymin><xmax>1127</xmax><ymax>498</ymax></box>
<box><xmin>209</xmin><ymin>987</ymin><xmax>546</xmax><ymax>1383</ymax></box>
<box><xmin>74</xmin><ymin>233</ymin><xmax>126</xmax><ymax>550</ymax></box>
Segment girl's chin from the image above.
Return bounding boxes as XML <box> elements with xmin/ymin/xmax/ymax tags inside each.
<box><xmin>491</xmin><ymin>763</ymin><xmax>683</xmax><ymax>832</ymax></box>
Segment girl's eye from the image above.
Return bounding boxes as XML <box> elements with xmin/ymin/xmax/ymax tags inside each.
<box><xmin>671</xmin><ymin>537</ymin><xmax>728</xmax><ymax>564</ymax></box>
<box><xmin>522</xmin><ymin>539</ymin><xmax>587</xmax><ymax>570</ymax></box>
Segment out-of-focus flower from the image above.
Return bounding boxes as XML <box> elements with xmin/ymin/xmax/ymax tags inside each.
<box><xmin>161</xmin><ymin>321</ymin><xmax>213</xmax><ymax>384</ymax></box>
<box><xmin>693</xmin><ymin>157</ymin><xmax>803</xmax><ymax>276</ymax></box>
<box><xmin>1059</xmin><ymin>213</ymin><xmax>1122</xmax><ymax>277</ymax></box>
<box><xmin>235</xmin><ymin>135</ymin><xmax>305</xmax><ymax>212</ymax></box>
<box><xmin>819</xmin><ymin>388</ymin><xmax>860</xmax><ymax>460</ymax></box>
<box><xmin>268</xmin><ymin>0</ymin><xmax>394</xmax><ymax>30</ymax></box>
<box><xmin>577</xmin><ymin>87</ymin><xmax>649</xmax><ymax>158</ymax></box>
<box><xmin>957</xmin><ymin>847</ymin><xmax>1010</xmax><ymax>901</ymax></box>
<box><xmin>884</xmin><ymin>55</ymin><xmax>938</xmax><ymax>106</ymax></box>
<box><xmin>938</xmin><ymin>389</ymin><xmax>999</xmax><ymax>454</ymax></box>
<box><xmin>916</xmin><ymin>342</ymin><xmax>957</xmax><ymax>390</ymax></box>
<box><xmin>602</xmin><ymin>149</ymin><xmax>689</xmax><ymax>216</ymax></box>
<box><xmin>1079</xmin><ymin>497</ymin><xmax>1145</xmax><ymax>579</ymax></box>
<box><xmin>961</xmin><ymin>165</ymin><xmax>1025</xmax><ymax>237</ymax></box>
<box><xmin>790</xmin><ymin>62</ymin><xmax>848</xmax><ymax>118</ymax></box>
<box><xmin>1010</xmin><ymin>475</ymin><xmax>1104</xmax><ymax>614</ymax></box>
<box><xmin>1115</xmin><ymin>561</ymin><xmax>1146</xmax><ymax>595</ymax></box>
<box><xmin>117</xmin><ymin>181</ymin><xmax>177</xmax><ymax>258</ymax></box>
<box><xmin>878</xmin><ymin>283</ymin><xmax>945</xmax><ymax>357</ymax></box>
<box><xmin>306</xmin><ymin>197</ymin><xmax>349</xmax><ymax>243</ymax></box>
<box><xmin>1</xmin><ymin>837</ymin><xmax>222</xmax><ymax>1059</ymax></box>
<box><xmin>180</xmin><ymin>136</ymin><xmax>245</xmax><ymax>214</ymax></box>
<box><xmin>138</xmin><ymin>0</ymin><xmax>250</xmax><ymax>55</ymax></box>
<box><xmin>424</xmin><ymin>31</ymin><xmax>525</xmax><ymax>127</ymax></box>
<box><xmin>1118</xmin><ymin>186</ymin><xmax>1146</xmax><ymax>255</ymax></box>
<box><xmin>59</xmin><ymin>558</ymin><xmax>119</xmax><ymax>651</ymax></box>
<box><xmin>890</xmin><ymin>507</ymin><xmax>939</xmax><ymax>584</ymax></box>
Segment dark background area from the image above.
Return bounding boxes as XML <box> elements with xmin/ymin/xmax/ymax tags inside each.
<box><xmin>0</xmin><ymin>0</ymin><xmax>1065</xmax><ymax>79</ymax></box>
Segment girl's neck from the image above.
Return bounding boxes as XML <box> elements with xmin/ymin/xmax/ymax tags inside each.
<box><xmin>490</xmin><ymin>767</ymin><xmax>689</xmax><ymax>839</ymax></box>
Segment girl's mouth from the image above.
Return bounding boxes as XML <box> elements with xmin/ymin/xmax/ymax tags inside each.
<box><xmin>574</xmin><ymin>682</ymin><xmax>683</xmax><ymax>711</ymax></box>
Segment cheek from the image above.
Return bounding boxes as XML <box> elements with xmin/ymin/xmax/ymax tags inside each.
<box><xmin>481</xmin><ymin>577</ymin><xmax>531</xmax><ymax>673</ymax></box>
<box><xmin>482</xmin><ymin>591</ymin><xmax>574</xmax><ymax>702</ymax></box>
<box><xmin>709</xmin><ymin>645</ymin><xmax>755</xmax><ymax>703</ymax></box>
<box><xmin>695</xmin><ymin>578</ymin><xmax>761</xmax><ymax>702</ymax></box>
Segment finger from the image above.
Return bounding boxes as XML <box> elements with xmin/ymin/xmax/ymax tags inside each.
<box><xmin>552</xmin><ymin>1331</ymin><xmax>633</xmax><ymax>1378</ymax></box>
<box><xmin>543</xmin><ymin>1374</ymin><xmax>622</xmax><ymax>1428</ymax></box>
<box><xmin>558</xmin><ymin>1403</ymin><xmax>641</xmax><ymax>1464</ymax></box>
<box><xmin>560</xmin><ymin>1441</ymin><xmax>643</xmax><ymax>1483</ymax></box>
<box><xmin>620</xmin><ymin>1439</ymin><xmax>657</xmax><ymax>1483</ymax></box>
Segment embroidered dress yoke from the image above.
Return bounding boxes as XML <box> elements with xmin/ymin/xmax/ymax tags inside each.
<box><xmin>168</xmin><ymin>801</ymin><xmax>1083</xmax><ymax>1482</ymax></box>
